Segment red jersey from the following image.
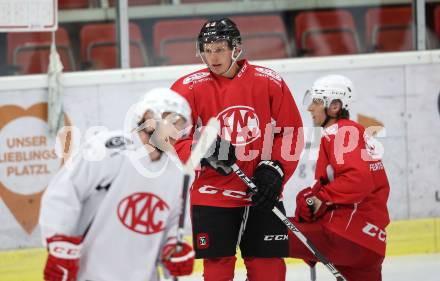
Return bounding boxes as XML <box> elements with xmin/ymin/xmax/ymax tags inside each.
<box><xmin>172</xmin><ymin>60</ymin><xmax>303</xmax><ymax>207</ymax></box>
<box><xmin>315</xmin><ymin>119</ymin><xmax>390</xmax><ymax>256</ymax></box>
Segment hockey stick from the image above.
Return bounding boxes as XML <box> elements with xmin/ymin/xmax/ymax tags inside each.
<box><xmin>307</xmin><ymin>200</ymin><xmax>317</xmax><ymax>281</ymax></box>
<box><xmin>310</xmin><ymin>265</ymin><xmax>317</xmax><ymax>281</ymax></box>
<box><xmin>172</xmin><ymin>118</ymin><xmax>220</xmax><ymax>281</ymax></box>
<box><xmin>230</xmin><ymin>163</ymin><xmax>347</xmax><ymax>281</ymax></box>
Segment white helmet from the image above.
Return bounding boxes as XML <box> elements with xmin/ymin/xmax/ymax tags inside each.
<box><xmin>133</xmin><ymin>88</ymin><xmax>192</xmax><ymax>127</ymax></box>
<box><xmin>305</xmin><ymin>74</ymin><xmax>354</xmax><ymax>110</ymax></box>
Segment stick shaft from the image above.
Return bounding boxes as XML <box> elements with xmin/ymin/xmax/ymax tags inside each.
<box><xmin>177</xmin><ymin>117</ymin><xmax>220</xmax><ymax>243</ymax></box>
<box><xmin>310</xmin><ymin>265</ymin><xmax>317</xmax><ymax>281</ymax></box>
<box><xmin>172</xmin><ymin>118</ymin><xmax>220</xmax><ymax>281</ymax></box>
<box><xmin>230</xmin><ymin>163</ymin><xmax>347</xmax><ymax>281</ymax></box>
<box><xmin>176</xmin><ymin>174</ymin><xmax>191</xmax><ymax>244</ymax></box>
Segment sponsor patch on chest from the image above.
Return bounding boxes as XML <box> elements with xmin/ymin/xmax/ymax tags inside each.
<box><xmin>183</xmin><ymin>72</ymin><xmax>210</xmax><ymax>85</ymax></box>
<box><xmin>254</xmin><ymin>67</ymin><xmax>282</xmax><ymax>86</ymax></box>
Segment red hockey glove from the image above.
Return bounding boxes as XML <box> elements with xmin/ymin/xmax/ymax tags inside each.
<box><xmin>295</xmin><ymin>181</ymin><xmax>330</xmax><ymax>222</ymax></box>
<box><xmin>295</xmin><ymin>187</ymin><xmax>315</xmax><ymax>222</ymax></box>
<box><xmin>44</xmin><ymin>235</ymin><xmax>82</xmax><ymax>281</ymax></box>
<box><xmin>161</xmin><ymin>241</ymin><xmax>195</xmax><ymax>277</ymax></box>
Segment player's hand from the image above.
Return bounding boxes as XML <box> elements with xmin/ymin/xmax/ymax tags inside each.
<box><xmin>161</xmin><ymin>241</ymin><xmax>195</xmax><ymax>277</ymax></box>
<box><xmin>44</xmin><ymin>235</ymin><xmax>82</xmax><ymax>281</ymax></box>
<box><xmin>251</xmin><ymin>160</ymin><xmax>284</xmax><ymax>210</ymax></box>
<box><xmin>201</xmin><ymin>136</ymin><xmax>236</xmax><ymax>175</ymax></box>
<box><xmin>295</xmin><ymin>182</ymin><xmax>329</xmax><ymax>222</ymax></box>
<box><xmin>295</xmin><ymin>187</ymin><xmax>315</xmax><ymax>222</ymax></box>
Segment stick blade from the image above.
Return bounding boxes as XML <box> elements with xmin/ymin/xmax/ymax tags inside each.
<box><xmin>184</xmin><ymin>118</ymin><xmax>220</xmax><ymax>173</ymax></box>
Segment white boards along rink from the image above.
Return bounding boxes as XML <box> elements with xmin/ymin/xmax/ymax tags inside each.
<box><xmin>0</xmin><ymin>50</ymin><xmax>439</xmax><ymax>249</ymax></box>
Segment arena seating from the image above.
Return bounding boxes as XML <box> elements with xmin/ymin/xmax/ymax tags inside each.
<box><xmin>365</xmin><ymin>6</ymin><xmax>413</xmax><ymax>52</ymax></box>
<box><xmin>7</xmin><ymin>28</ymin><xmax>75</xmax><ymax>74</ymax></box>
<box><xmin>80</xmin><ymin>22</ymin><xmax>148</xmax><ymax>69</ymax></box>
<box><xmin>153</xmin><ymin>18</ymin><xmax>207</xmax><ymax>65</ymax></box>
<box><xmin>294</xmin><ymin>10</ymin><xmax>360</xmax><ymax>56</ymax></box>
<box><xmin>230</xmin><ymin>14</ymin><xmax>291</xmax><ymax>60</ymax></box>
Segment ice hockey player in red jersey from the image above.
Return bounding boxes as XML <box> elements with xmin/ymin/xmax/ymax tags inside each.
<box><xmin>39</xmin><ymin>88</ymin><xmax>195</xmax><ymax>281</ymax></box>
<box><xmin>171</xmin><ymin>18</ymin><xmax>303</xmax><ymax>281</ymax></box>
<box><xmin>289</xmin><ymin>75</ymin><xmax>390</xmax><ymax>281</ymax></box>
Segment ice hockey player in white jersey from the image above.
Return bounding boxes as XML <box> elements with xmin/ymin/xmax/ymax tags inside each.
<box><xmin>39</xmin><ymin>88</ymin><xmax>195</xmax><ymax>281</ymax></box>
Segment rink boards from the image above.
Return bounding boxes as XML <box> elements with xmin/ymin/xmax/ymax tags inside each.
<box><xmin>0</xmin><ymin>50</ymin><xmax>439</xmax><ymax>254</ymax></box>
<box><xmin>0</xmin><ymin>217</ymin><xmax>439</xmax><ymax>281</ymax></box>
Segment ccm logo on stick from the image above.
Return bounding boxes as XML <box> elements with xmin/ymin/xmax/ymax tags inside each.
<box><xmin>264</xmin><ymin>235</ymin><xmax>288</xmax><ymax>241</ymax></box>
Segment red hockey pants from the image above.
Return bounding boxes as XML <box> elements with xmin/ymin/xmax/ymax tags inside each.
<box><xmin>288</xmin><ymin>219</ymin><xmax>384</xmax><ymax>281</ymax></box>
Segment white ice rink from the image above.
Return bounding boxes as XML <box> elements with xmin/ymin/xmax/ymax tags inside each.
<box><xmin>179</xmin><ymin>254</ymin><xmax>440</xmax><ymax>280</ymax></box>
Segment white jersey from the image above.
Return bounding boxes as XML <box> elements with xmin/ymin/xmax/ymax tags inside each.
<box><xmin>39</xmin><ymin>130</ymin><xmax>186</xmax><ymax>281</ymax></box>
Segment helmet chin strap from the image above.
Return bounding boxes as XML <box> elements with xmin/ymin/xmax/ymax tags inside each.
<box><xmin>220</xmin><ymin>47</ymin><xmax>242</xmax><ymax>76</ymax></box>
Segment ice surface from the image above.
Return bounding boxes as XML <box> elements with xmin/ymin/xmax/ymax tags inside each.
<box><xmin>178</xmin><ymin>254</ymin><xmax>440</xmax><ymax>281</ymax></box>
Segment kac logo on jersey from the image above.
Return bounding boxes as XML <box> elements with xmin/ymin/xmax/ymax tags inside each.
<box><xmin>216</xmin><ymin>105</ymin><xmax>261</xmax><ymax>146</ymax></box>
<box><xmin>117</xmin><ymin>192</ymin><xmax>169</xmax><ymax>235</ymax></box>
<box><xmin>183</xmin><ymin>72</ymin><xmax>210</xmax><ymax>85</ymax></box>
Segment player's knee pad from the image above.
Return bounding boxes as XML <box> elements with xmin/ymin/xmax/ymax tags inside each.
<box><xmin>243</xmin><ymin>257</ymin><xmax>286</xmax><ymax>281</ymax></box>
<box><xmin>203</xmin><ymin>256</ymin><xmax>236</xmax><ymax>281</ymax></box>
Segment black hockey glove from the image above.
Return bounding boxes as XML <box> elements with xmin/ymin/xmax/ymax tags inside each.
<box><xmin>251</xmin><ymin>160</ymin><xmax>284</xmax><ymax>210</ymax></box>
<box><xmin>201</xmin><ymin>136</ymin><xmax>236</xmax><ymax>176</ymax></box>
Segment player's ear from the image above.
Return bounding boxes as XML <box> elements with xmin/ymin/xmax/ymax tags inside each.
<box><xmin>233</xmin><ymin>45</ymin><xmax>242</xmax><ymax>56</ymax></box>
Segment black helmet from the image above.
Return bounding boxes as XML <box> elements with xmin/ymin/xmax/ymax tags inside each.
<box><xmin>197</xmin><ymin>18</ymin><xmax>241</xmax><ymax>53</ymax></box>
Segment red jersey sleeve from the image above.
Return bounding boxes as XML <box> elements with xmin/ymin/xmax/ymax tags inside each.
<box><xmin>317</xmin><ymin>124</ymin><xmax>375</xmax><ymax>204</ymax></box>
<box><xmin>269</xmin><ymin>79</ymin><xmax>304</xmax><ymax>183</ymax></box>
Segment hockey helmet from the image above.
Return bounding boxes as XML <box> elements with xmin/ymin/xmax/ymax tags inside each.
<box><xmin>197</xmin><ymin>18</ymin><xmax>241</xmax><ymax>53</ymax></box>
<box><xmin>133</xmin><ymin>88</ymin><xmax>192</xmax><ymax>128</ymax></box>
<box><xmin>304</xmin><ymin>74</ymin><xmax>354</xmax><ymax>110</ymax></box>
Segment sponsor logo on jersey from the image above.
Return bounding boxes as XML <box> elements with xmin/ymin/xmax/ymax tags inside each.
<box><xmin>263</xmin><ymin>234</ymin><xmax>288</xmax><ymax>241</ymax></box>
<box><xmin>237</xmin><ymin>62</ymin><xmax>248</xmax><ymax>78</ymax></box>
<box><xmin>117</xmin><ymin>192</ymin><xmax>169</xmax><ymax>235</ymax></box>
<box><xmin>183</xmin><ymin>72</ymin><xmax>210</xmax><ymax>85</ymax></box>
<box><xmin>369</xmin><ymin>161</ymin><xmax>384</xmax><ymax>172</ymax></box>
<box><xmin>254</xmin><ymin>67</ymin><xmax>282</xmax><ymax>83</ymax></box>
<box><xmin>196</xmin><ymin>233</ymin><xmax>209</xmax><ymax>249</ymax></box>
<box><xmin>198</xmin><ymin>185</ymin><xmax>249</xmax><ymax>199</ymax></box>
<box><xmin>216</xmin><ymin>105</ymin><xmax>261</xmax><ymax>146</ymax></box>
